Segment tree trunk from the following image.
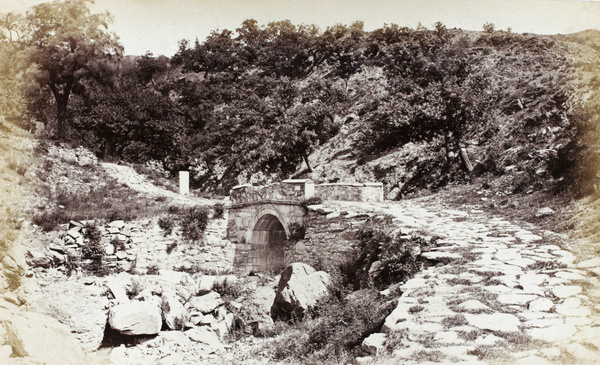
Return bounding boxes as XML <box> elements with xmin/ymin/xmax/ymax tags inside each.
<box><xmin>49</xmin><ymin>80</ymin><xmax>73</xmax><ymax>140</ymax></box>
<box><xmin>303</xmin><ymin>153</ymin><xmax>313</xmax><ymax>173</ymax></box>
<box><xmin>459</xmin><ymin>146</ymin><xmax>474</xmax><ymax>173</ymax></box>
<box><xmin>444</xmin><ymin>131</ymin><xmax>454</xmax><ymax>161</ymax></box>
<box><xmin>55</xmin><ymin>98</ymin><xmax>68</xmax><ymax>140</ymax></box>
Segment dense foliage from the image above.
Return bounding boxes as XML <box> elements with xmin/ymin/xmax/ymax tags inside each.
<box><xmin>3</xmin><ymin>0</ymin><xmax>599</xmax><ymax>197</ymax></box>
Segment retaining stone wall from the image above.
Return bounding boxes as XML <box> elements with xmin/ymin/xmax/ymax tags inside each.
<box><xmin>314</xmin><ymin>183</ymin><xmax>383</xmax><ymax>202</ymax></box>
<box><xmin>284</xmin><ymin>205</ymin><xmax>373</xmax><ymax>267</ymax></box>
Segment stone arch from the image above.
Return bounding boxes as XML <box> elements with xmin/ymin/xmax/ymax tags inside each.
<box><xmin>245</xmin><ymin>206</ymin><xmax>290</xmax><ymax>272</ymax></box>
<box><xmin>245</xmin><ymin>206</ymin><xmax>290</xmax><ymax>243</ymax></box>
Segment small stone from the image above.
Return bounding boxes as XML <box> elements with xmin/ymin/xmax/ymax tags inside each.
<box><xmin>475</xmin><ymin>334</ymin><xmax>503</xmax><ymax>346</ymax></box>
<box><xmin>457</xmin><ymin>300</ymin><xmax>490</xmax><ymax>311</ymax></box>
<box><xmin>185</xmin><ymin>327</ymin><xmax>223</xmax><ymax>353</ymax></box>
<box><xmin>552</xmin><ymin>286</ymin><xmax>582</xmax><ymax>298</ymax></box>
<box><xmin>187</xmin><ymin>292</ymin><xmax>223</xmax><ymax>314</ymax></box>
<box><xmin>566</xmin><ymin>316</ymin><xmax>593</xmax><ymax>326</ymax></box>
<box><xmin>355</xmin><ymin>356</ymin><xmax>374</xmax><ymax>365</ymax></box>
<box><xmin>565</xmin><ymin>343</ymin><xmax>600</xmax><ymax>362</ymax></box>
<box><xmin>497</xmin><ymin>294</ymin><xmax>538</xmax><ymax>305</ymax></box>
<box><xmin>535</xmin><ymin>207</ymin><xmax>555</xmax><ymax>218</ymax></box>
<box><xmin>514</xmin><ymin>356</ymin><xmax>553</xmax><ymax>365</ymax></box>
<box><xmin>104</xmin><ymin>244</ymin><xmax>116</xmax><ymax>255</ymax></box>
<box><xmin>527</xmin><ymin>324</ymin><xmax>576</xmax><ymax>342</ymax></box>
<box><xmin>362</xmin><ymin>333</ymin><xmax>387</xmax><ymax>355</ymax></box>
<box><xmin>555</xmin><ymin>306</ymin><xmax>591</xmax><ymax>317</ymax></box>
<box><xmin>527</xmin><ymin>298</ymin><xmax>554</xmax><ymax>312</ymax></box>
<box><xmin>108</xmin><ymin>220</ymin><xmax>126</xmax><ymax>229</ymax></box>
<box><xmin>539</xmin><ymin>347</ymin><xmax>561</xmax><ymax>359</ymax></box>
<box><xmin>434</xmin><ymin>331</ymin><xmax>464</xmax><ymax>344</ymax></box>
<box><xmin>464</xmin><ymin>313</ymin><xmax>520</xmax><ymax>332</ymax></box>
<box><xmin>577</xmin><ymin>257</ymin><xmax>600</xmax><ymax>268</ymax></box>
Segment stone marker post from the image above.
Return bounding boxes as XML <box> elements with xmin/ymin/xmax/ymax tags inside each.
<box><xmin>179</xmin><ymin>171</ymin><xmax>189</xmax><ymax>195</ymax></box>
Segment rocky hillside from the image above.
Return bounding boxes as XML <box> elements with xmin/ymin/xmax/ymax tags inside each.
<box><xmin>297</xmin><ymin>30</ymin><xmax>600</xmax><ymax>201</ymax></box>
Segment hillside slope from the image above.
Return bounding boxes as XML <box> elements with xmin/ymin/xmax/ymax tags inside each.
<box><xmin>286</xmin><ymin>31</ymin><xmax>597</xmax><ymax>202</ymax></box>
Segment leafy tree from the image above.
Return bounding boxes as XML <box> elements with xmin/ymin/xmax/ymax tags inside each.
<box><xmin>18</xmin><ymin>0</ymin><xmax>122</xmax><ymax>138</ymax></box>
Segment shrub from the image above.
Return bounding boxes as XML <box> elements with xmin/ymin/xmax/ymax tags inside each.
<box><xmin>81</xmin><ymin>223</ymin><xmax>108</xmax><ymax>276</ymax></box>
<box><xmin>287</xmin><ymin>222</ymin><xmax>306</xmax><ymax>241</ymax></box>
<box><xmin>213</xmin><ymin>278</ymin><xmax>246</xmax><ymax>307</ymax></box>
<box><xmin>146</xmin><ymin>264</ymin><xmax>160</xmax><ymax>275</ymax></box>
<box><xmin>180</xmin><ymin>206</ymin><xmax>210</xmax><ymax>242</ymax></box>
<box><xmin>166</xmin><ymin>242</ymin><xmax>177</xmax><ymax>254</ymax></box>
<box><xmin>268</xmin><ymin>288</ymin><xmax>396</xmax><ymax>363</ymax></box>
<box><xmin>158</xmin><ymin>215</ymin><xmax>176</xmax><ymax>236</ymax></box>
<box><xmin>301</xmin><ymin>196</ymin><xmax>323</xmax><ymax>211</ymax></box>
<box><xmin>213</xmin><ymin>203</ymin><xmax>224</xmax><ymax>218</ymax></box>
<box><xmin>349</xmin><ymin>215</ymin><xmax>432</xmax><ymax>290</ymax></box>
<box><xmin>32</xmin><ymin>209</ymin><xmax>69</xmax><ymax>231</ymax></box>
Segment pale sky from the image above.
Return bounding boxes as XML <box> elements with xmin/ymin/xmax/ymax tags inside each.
<box><xmin>2</xmin><ymin>0</ymin><xmax>600</xmax><ymax>56</ymax></box>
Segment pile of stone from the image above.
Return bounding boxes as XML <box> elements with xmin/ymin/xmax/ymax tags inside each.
<box><xmin>47</xmin><ymin>144</ymin><xmax>98</xmax><ymax>166</ymax></box>
<box><xmin>26</xmin><ymin>219</ymin><xmax>138</xmax><ymax>273</ymax></box>
<box><xmin>104</xmin><ymin>270</ymin><xmax>236</xmax><ymax>362</ymax></box>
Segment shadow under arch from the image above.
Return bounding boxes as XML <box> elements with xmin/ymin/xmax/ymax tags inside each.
<box><xmin>244</xmin><ymin>209</ymin><xmax>289</xmax><ymax>273</ymax></box>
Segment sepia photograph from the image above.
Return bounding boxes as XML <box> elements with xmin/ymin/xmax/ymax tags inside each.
<box><xmin>0</xmin><ymin>0</ymin><xmax>599</xmax><ymax>363</ymax></box>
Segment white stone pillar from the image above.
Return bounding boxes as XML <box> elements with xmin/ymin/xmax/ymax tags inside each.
<box><xmin>179</xmin><ymin>171</ymin><xmax>189</xmax><ymax>195</ymax></box>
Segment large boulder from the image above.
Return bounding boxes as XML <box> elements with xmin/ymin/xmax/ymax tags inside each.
<box><xmin>271</xmin><ymin>263</ymin><xmax>331</xmax><ymax>320</ymax></box>
<box><xmin>33</xmin><ymin>279</ymin><xmax>109</xmax><ymax>351</ymax></box>
<box><xmin>161</xmin><ymin>292</ymin><xmax>189</xmax><ymax>330</ymax></box>
<box><xmin>108</xmin><ymin>301</ymin><xmax>162</xmax><ymax>336</ymax></box>
<box><xmin>3</xmin><ymin>311</ymin><xmax>86</xmax><ymax>364</ymax></box>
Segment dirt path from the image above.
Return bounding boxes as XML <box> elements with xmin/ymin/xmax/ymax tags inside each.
<box><xmin>100</xmin><ymin>162</ymin><xmax>222</xmax><ymax>206</ymax></box>
<box><xmin>331</xmin><ymin>199</ymin><xmax>600</xmax><ymax>364</ymax></box>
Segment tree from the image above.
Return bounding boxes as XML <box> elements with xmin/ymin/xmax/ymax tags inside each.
<box><xmin>20</xmin><ymin>0</ymin><xmax>122</xmax><ymax>139</ymax></box>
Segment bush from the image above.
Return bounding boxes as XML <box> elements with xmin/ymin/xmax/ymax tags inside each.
<box><xmin>81</xmin><ymin>223</ymin><xmax>109</xmax><ymax>276</ymax></box>
<box><xmin>268</xmin><ymin>287</ymin><xmax>396</xmax><ymax>363</ymax></box>
<box><xmin>180</xmin><ymin>206</ymin><xmax>210</xmax><ymax>242</ymax></box>
<box><xmin>213</xmin><ymin>203</ymin><xmax>224</xmax><ymax>218</ymax></box>
<box><xmin>349</xmin><ymin>215</ymin><xmax>432</xmax><ymax>290</ymax></box>
<box><xmin>32</xmin><ymin>209</ymin><xmax>69</xmax><ymax>231</ymax></box>
<box><xmin>287</xmin><ymin>222</ymin><xmax>306</xmax><ymax>241</ymax></box>
<box><xmin>146</xmin><ymin>264</ymin><xmax>160</xmax><ymax>275</ymax></box>
<box><xmin>301</xmin><ymin>196</ymin><xmax>323</xmax><ymax>211</ymax></box>
<box><xmin>158</xmin><ymin>215</ymin><xmax>176</xmax><ymax>235</ymax></box>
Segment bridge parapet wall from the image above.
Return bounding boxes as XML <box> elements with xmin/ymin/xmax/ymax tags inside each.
<box><xmin>230</xmin><ymin>179</ymin><xmax>314</xmax><ymax>206</ymax></box>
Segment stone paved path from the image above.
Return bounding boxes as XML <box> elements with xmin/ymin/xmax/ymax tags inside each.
<box><xmin>333</xmin><ymin>198</ymin><xmax>600</xmax><ymax>364</ymax></box>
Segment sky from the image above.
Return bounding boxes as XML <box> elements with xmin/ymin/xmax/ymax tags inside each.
<box><xmin>2</xmin><ymin>0</ymin><xmax>600</xmax><ymax>56</ymax></box>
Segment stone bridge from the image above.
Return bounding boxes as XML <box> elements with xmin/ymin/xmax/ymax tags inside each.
<box><xmin>226</xmin><ymin>180</ymin><xmax>383</xmax><ymax>274</ymax></box>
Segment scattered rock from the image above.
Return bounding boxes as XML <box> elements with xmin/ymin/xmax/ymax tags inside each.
<box><xmin>457</xmin><ymin>300</ymin><xmax>490</xmax><ymax>312</ymax></box>
<box><xmin>271</xmin><ymin>263</ymin><xmax>331</xmax><ymax>320</ymax></box>
<box><xmin>577</xmin><ymin>257</ymin><xmax>600</xmax><ymax>269</ymax></box>
<box><xmin>185</xmin><ymin>327</ymin><xmax>224</xmax><ymax>353</ymax></box>
<box><xmin>26</xmin><ymin>249</ymin><xmax>52</xmax><ymax>269</ymax></box>
<box><xmin>527</xmin><ymin>298</ymin><xmax>554</xmax><ymax>312</ymax></box>
<box><xmin>108</xmin><ymin>301</ymin><xmax>162</xmax><ymax>336</ymax></box>
<box><xmin>565</xmin><ymin>343</ymin><xmax>600</xmax><ymax>362</ymax></box>
<box><xmin>362</xmin><ymin>332</ymin><xmax>387</xmax><ymax>355</ymax></box>
<box><xmin>534</xmin><ymin>207</ymin><xmax>555</xmax><ymax>218</ymax></box>
<box><xmin>527</xmin><ymin>323</ymin><xmax>577</xmax><ymax>342</ymax></box>
<box><xmin>551</xmin><ymin>285</ymin><xmax>582</xmax><ymax>298</ymax></box>
<box><xmin>188</xmin><ymin>292</ymin><xmax>223</xmax><ymax>314</ymax></box>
